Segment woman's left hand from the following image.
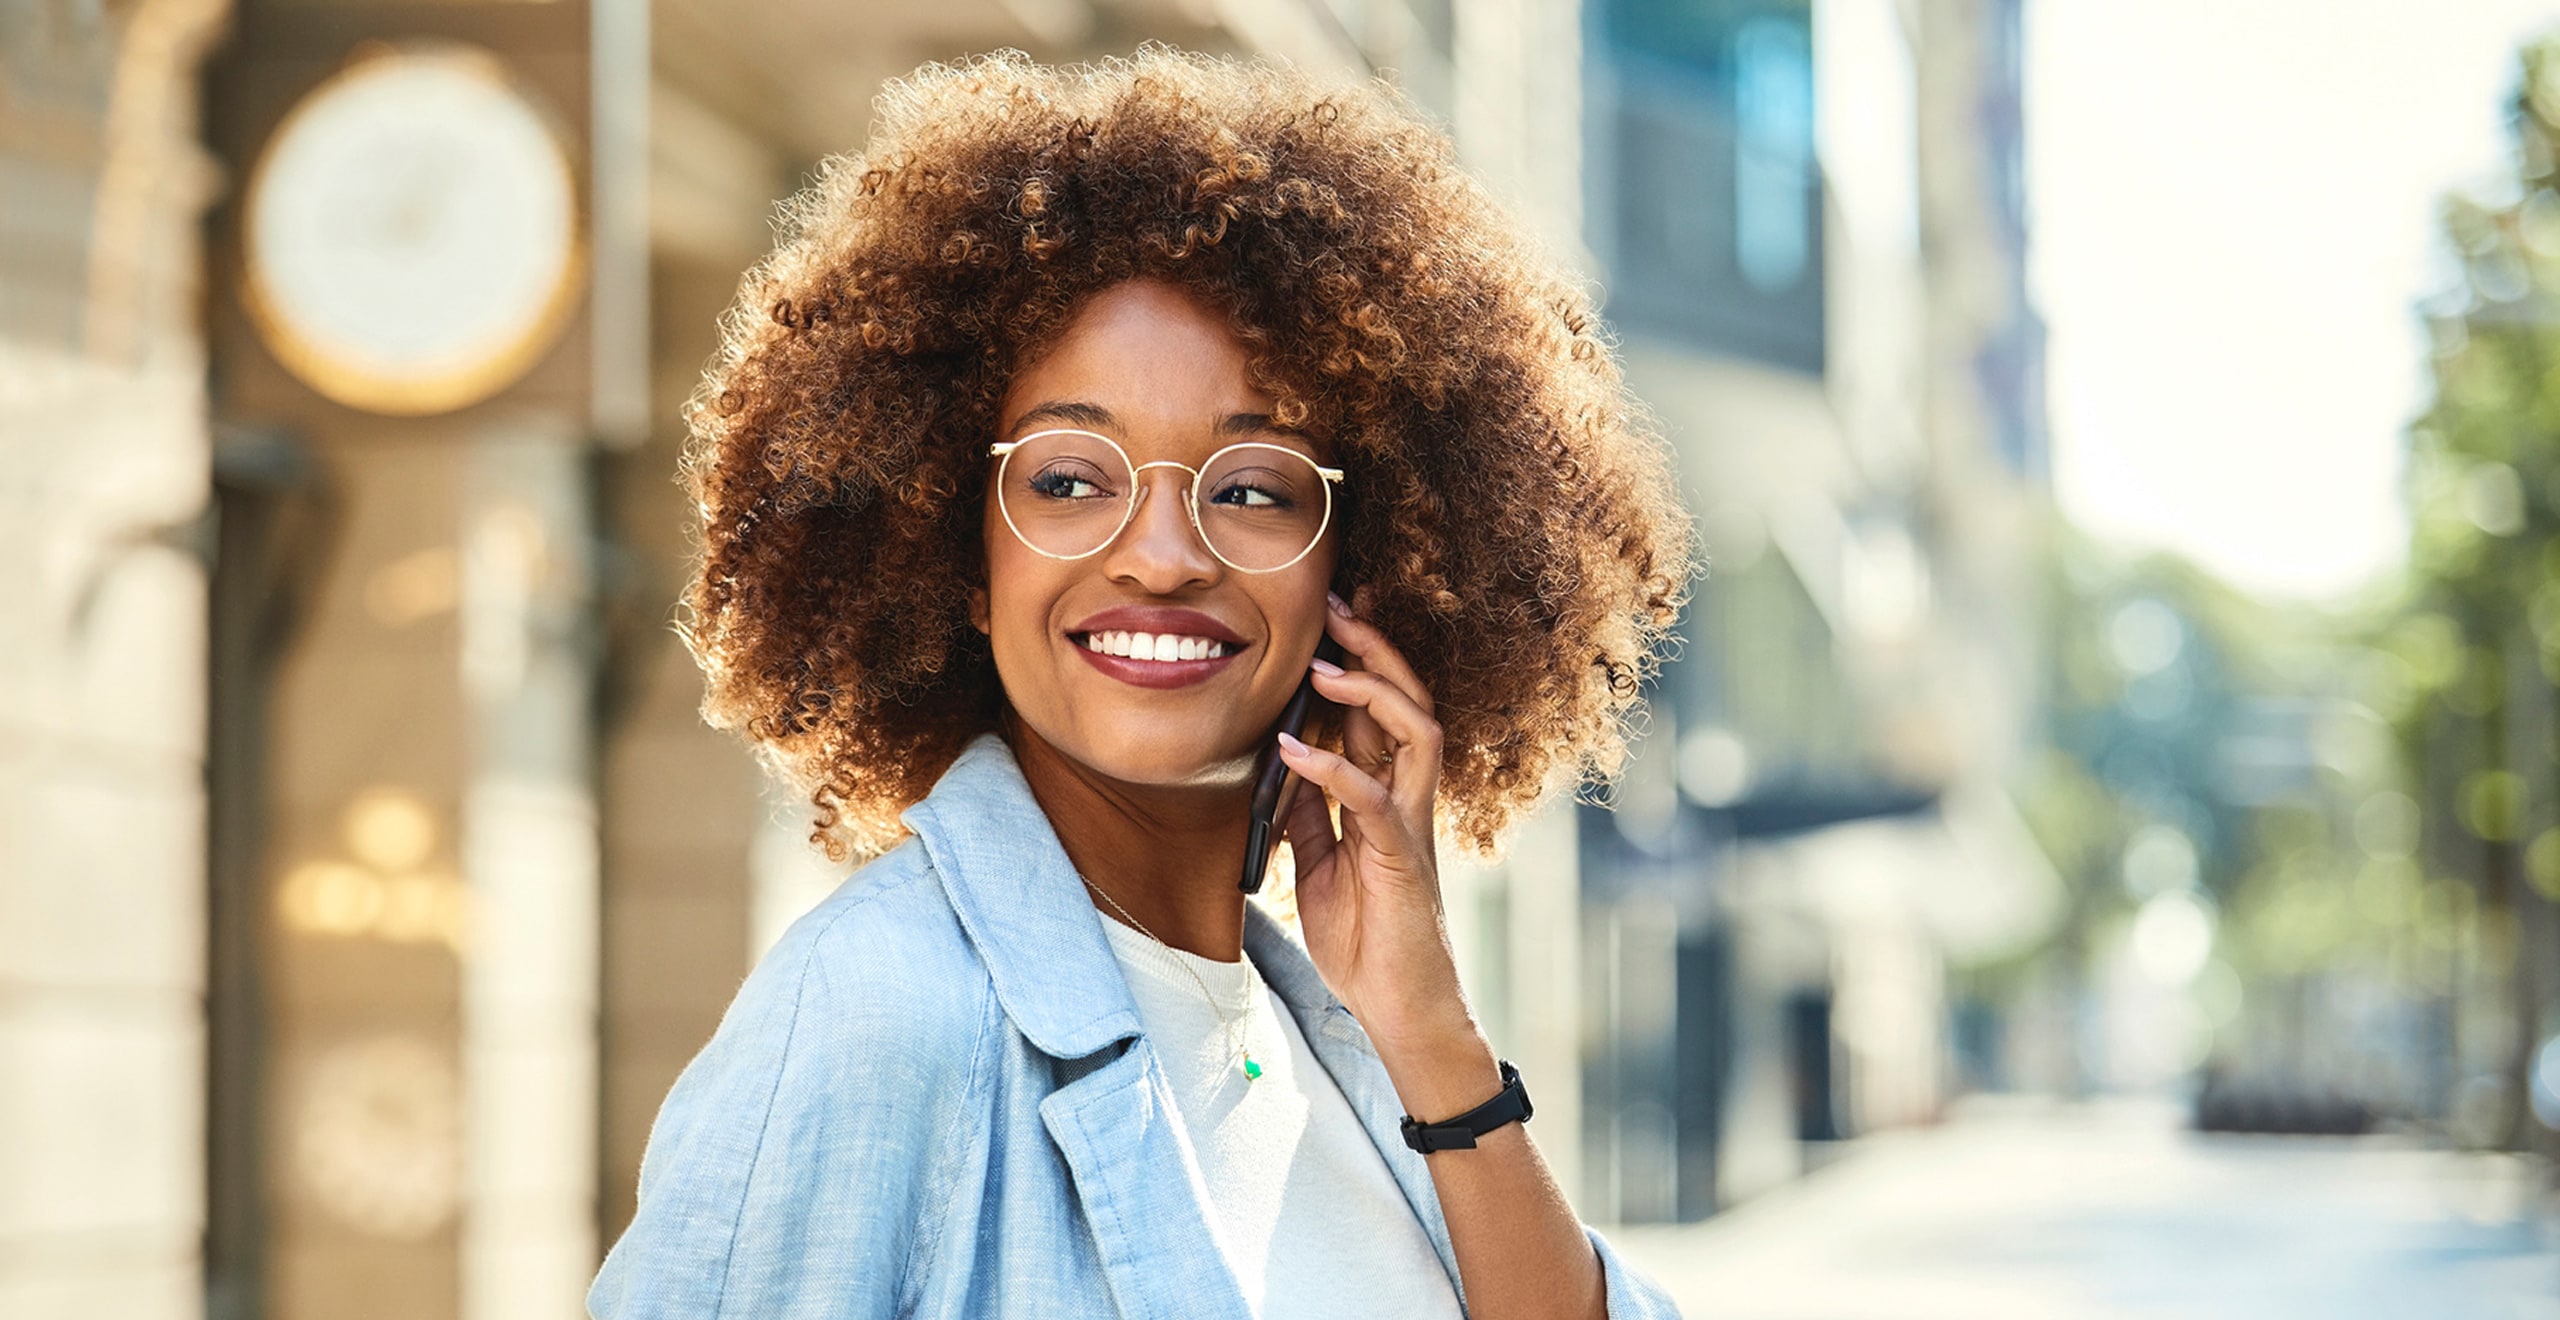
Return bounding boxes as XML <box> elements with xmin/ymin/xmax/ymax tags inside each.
<box><xmin>1275</xmin><ymin>589</ymin><xmax>1473</xmax><ymax>1055</ymax></box>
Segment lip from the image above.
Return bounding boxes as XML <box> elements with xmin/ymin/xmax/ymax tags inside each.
<box><xmin>1066</xmin><ymin>605</ymin><xmax>1251</xmax><ymax>691</ymax></box>
<box><xmin>1068</xmin><ymin>606</ymin><xmax>1247</xmax><ymax>646</ymax></box>
<box><xmin>1074</xmin><ymin>645</ymin><xmax>1241</xmax><ymax>689</ymax></box>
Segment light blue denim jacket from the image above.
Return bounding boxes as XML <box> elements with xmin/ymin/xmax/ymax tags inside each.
<box><xmin>591</xmin><ymin>734</ymin><xmax>1681</xmax><ymax>1319</ymax></box>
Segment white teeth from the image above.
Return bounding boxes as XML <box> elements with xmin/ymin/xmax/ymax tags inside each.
<box><xmin>1082</xmin><ymin>631</ymin><xmax>1230</xmax><ymax>661</ymax></box>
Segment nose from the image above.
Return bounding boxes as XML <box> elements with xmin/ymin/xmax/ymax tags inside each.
<box><xmin>1103</xmin><ymin>467</ymin><xmax>1219</xmax><ymax>591</ymax></box>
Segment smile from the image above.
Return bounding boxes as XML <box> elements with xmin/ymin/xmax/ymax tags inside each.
<box><xmin>1083</xmin><ymin>630</ymin><xmax>1232</xmax><ymax>661</ymax></box>
<box><xmin>1068</xmin><ymin>630</ymin><xmax>1243</xmax><ymax>689</ymax></box>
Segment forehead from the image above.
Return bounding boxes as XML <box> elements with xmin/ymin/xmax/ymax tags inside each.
<box><xmin>999</xmin><ymin>281</ymin><xmax>1278</xmax><ymax>443</ymax></box>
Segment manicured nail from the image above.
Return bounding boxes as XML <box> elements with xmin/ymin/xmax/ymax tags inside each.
<box><xmin>1277</xmin><ymin>731</ymin><xmax>1309</xmax><ymax>756</ymax></box>
<box><xmin>1310</xmin><ymin>656</ymin><xmax>1344</xmax><ymax>677</ymax></box>
<box><xmin>1327</xmin><ymin>591</ymin><xmax>1352</xmax><ymax>616</ymax></box>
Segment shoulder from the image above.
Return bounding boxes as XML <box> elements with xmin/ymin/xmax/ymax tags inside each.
<box><xmin>747</xmin><ymin>838</ymin><xmax>993</xmax><ymax>1075</ymax></box>
<box><xmin>593</xmin><ymin>839</ymin><xmax>997</xmax><ymax>1316</ymax></box>
<box><xmin>639</xmin><ymin>840</ymin><xmax>1000</xmax><ymax>1199</ymax></box>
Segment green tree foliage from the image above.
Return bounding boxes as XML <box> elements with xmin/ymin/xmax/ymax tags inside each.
<box><xmin>2397</xmin><ymin>37</ymin><xmax>2560</xmax><ymax>1151</ymax></box>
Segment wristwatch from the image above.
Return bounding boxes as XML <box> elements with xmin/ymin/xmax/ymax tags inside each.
<box><xmin>1400</xmin><ymin>1058</ymin><xmax>1533</xmax><ymax>1153</ymax></box>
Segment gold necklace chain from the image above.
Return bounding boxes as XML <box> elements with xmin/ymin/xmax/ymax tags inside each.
<box><xmin>1079</xmin><ymin>874</ymin><xmax>1264</xmax><ymax>1082</ymax></box>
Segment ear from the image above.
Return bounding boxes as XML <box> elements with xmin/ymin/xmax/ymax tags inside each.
<box><xmin>967</xmin><ymin>586</ymin><xmax>990</xmax><ymax>635</ymax></box>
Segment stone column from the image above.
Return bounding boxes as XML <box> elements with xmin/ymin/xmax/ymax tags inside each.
<box><xmin>0</xmin><ymin>354</ymin><xmax>212</xmax><ymax>1319</ymax></box>
<box><xmin>1</xmin><ymin>0</ymin><xmax>229</xmax><ymax>1314</ymax></box>
<box><xmin>1452</xmin><ymin>0</ymin><xmax>1586</xmax><ymax>258</ymax></box>
<box><xmin>1503</xmin><ymin>805</ymin><xmax>1587</xmax><ymax>1216</ymax></box>
<box><xmin>459</xmin><ymin>423</ymin><xmax>601</xmax><ymax>1320</ymax></box>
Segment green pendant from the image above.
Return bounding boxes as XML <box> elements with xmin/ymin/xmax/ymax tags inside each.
<box><xmin>1243</xmin><ymin>1056</ymin><xmax>1262</xmax><ymax>1080</ymax></box>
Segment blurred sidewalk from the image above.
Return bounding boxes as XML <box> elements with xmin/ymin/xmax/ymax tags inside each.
<box><xmin>1608</xmin><ymin>1096</ymin><xmax>2560</xmax><ymax>1320</ymax></box>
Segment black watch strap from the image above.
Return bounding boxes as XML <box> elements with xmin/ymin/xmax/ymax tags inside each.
<box><xmin>1400</xmin><ymin>1058</ymin><xmax>1533</xmax><ymax>1153</ymax></box>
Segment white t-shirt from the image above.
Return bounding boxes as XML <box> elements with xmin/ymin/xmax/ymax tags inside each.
<box><xmin>1096</xmin><ymin>915</ymin><xmax>1467</xmax><ymax>1320</ymax></box>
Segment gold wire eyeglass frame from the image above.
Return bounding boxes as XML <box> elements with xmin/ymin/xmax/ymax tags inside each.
<box><xmin>988</xmin><ymin>427</ymin><xmax>1347</xmax><ymax>574</ymax></box>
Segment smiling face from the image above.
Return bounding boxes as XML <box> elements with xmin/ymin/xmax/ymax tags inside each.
<box><xmin>971</xmin><ymin>279</ymin><xmax>1340</xmax><ymax>789</ymax></box>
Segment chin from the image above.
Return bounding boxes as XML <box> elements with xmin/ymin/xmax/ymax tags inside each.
<box><xmin>1036</xmin><ymin>707</ymin><xmax>1261</xmax><ymax>790</ymax></box>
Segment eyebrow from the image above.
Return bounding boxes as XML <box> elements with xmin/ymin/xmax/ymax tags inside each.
<box><xmin>1011</xmin><ymin>400</ymin><xmax>1117</xmax><ymax>433</ymax></box>
<box><xmin>1215</xmin><ymin>412</ymin><xmax>1294</xmax><ymax>439</ymax></box>
<box><xmin>1007</xmin><ymin>400</ymin><xmax>1302</xmax><ymax>441</ymax></box>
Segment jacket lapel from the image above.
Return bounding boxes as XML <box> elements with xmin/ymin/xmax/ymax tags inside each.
<box><xmin>1040</xmin><ymin>1041</ymin><xmax>1253</xmax><ymax>1320</ymax></box>
<box><xmin>904</xmin><ymin>736</ymin><xmax>1250</xmax><ymax>1320</ymax></box>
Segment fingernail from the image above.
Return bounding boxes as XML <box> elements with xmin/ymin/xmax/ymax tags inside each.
<box><xmin>1310</xmin><ymin>656</ymin><xmax>1344</xmax><ymax>677</ymax></box>
<box><xmin>1327</xmin><ymin>591</ymin><xmax>1351</xmax><ymax>616</ymax></box>
<box><xmin>1277</xmin><ymin>731</ymin><xmax>1309</xmax><ymax>756</ymax></box>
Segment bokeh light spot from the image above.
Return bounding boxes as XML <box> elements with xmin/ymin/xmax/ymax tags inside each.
<box><xmin>2132</xmin><ymin>890</ymin><xmax>2215</xmax><ymax>986</ymax></box>
<box><xmin>343</xmin><ymin>787</ymin><xmax>439</xmax><ymax>873</ymax></box>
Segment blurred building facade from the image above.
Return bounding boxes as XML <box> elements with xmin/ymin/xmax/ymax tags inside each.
<box><xmin>2</xmin><ymin>1</ymin><xmax>2074</xmax><ymax>1317</ymax></box>
<box><xmin>1568</xmin><ymin>0</ymin><xmax>2061</xmax><ymax>1221</ymax></box>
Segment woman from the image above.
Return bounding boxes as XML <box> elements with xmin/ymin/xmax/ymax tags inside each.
<box><xmin>593</xmin><ymin>48</ymin><xmax>1691</xmax><ymax>1320</ymax></box>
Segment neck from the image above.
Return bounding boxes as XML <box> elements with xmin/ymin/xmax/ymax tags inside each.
<box><xmin>1005</xmin><ymin>719</ymin><xmax>1256</xmax><ymax>962</ymax></box>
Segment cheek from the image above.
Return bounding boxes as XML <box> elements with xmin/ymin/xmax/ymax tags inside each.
<box><xmin>980</xmin><ymin>522</ymin><xmax>1064</xmax><ymax>648</ymax></box>
<box><xmin>1262</xmin><ymin>562</ymin><xmax>1336</xmax><ymax>648</ymax></box>
<box><xmin>1295</xmin><ymin>538</ymin><xmax>1343</xmax><ymax>613</ymax></box>
<box><xmin>979</xmin><ymin>502</ymin><xmax>1021</xmax><ymax>622</ymax></box>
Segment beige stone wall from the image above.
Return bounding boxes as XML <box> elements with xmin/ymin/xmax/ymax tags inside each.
<box><xmin>0</xmin><ymin>352</ymin><xmax>212</xmax><ymax>1319</ymax></box>
<box><xmin>1</xmin><ymin>2</ymin><xmax>230</xmax><ymax>1315</ymax></box>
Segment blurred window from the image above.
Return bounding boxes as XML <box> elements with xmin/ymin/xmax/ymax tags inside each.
<box><xmin>1733</xmin><ymin>17</ymin><xmax>1813</xmax><ymax>292</ymax></box>
<box><xmin>1591</xmin><ymin>0</ymin><xmax>1824</xmax><ymax>373</ymax></box>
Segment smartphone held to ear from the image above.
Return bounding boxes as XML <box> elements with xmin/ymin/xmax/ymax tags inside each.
<box><xmin>1239</xmin><ymin>634</ymin><xmax>1347</xmax><ymax>894</ymax></box>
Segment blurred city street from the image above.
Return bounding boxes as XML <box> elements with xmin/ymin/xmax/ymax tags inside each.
<box><xmin>1614</xmin><ymin>1097</ymin><xmax>2560</xmax><ymax>1320</ymax></box>
<box><xmin>13</xmin><ymin>0</ymin><xmax>2560</xmax><ymax>1315</ymax></box>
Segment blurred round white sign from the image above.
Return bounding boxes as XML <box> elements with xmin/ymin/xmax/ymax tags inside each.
<box><xmin>294</xmin><ymin>1033</ymin><xmax>461</xmax><ymax>1239</ymax></box>
<box><xmin>243</xmin><ymin>44</ymin><xmax>583</xmax><ymax>415</ymax></box>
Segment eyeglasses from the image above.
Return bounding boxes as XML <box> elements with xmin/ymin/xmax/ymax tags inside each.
<box><xmin>988</xmin><ymin>428</ymin><xmax>1346</xmax><ymax>574</ymax></box>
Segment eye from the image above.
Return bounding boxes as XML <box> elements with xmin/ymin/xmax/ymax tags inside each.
<box><xmin>1206</xmin><ymin>470</ymin><xmax>1297</xmax><ymax>510</ymax></box>
<box><xmin>1027</xmin><ymin>463</ymin><xmax>1115</xmax><ymax>500</ymax></box>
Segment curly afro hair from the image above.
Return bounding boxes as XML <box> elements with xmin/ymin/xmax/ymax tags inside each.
<box><xmin>682</xmin><ymin>46</ymin><xmax>1692</xmax><ymax>862</ymax></box>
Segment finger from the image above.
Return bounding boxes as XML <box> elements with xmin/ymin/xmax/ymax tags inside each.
<box><xmin>1308</xmin><ymin>663</ymin><xmax>1444</xmax><ymax>802</ymax></box>
<box><xmin>1278</xmin><ymin>770</ymin><xmax>1338</xmax><ymax>876</ymax></box>
<box><xmin>1276</xmin><ymin>730</ymin><xmax>1397</xmax><ymax>822</ymax></box>
<box><xmin>1325</xmin><ymin>591</ymin><xmax>1434</xmax><ymax>719</ymax></box>
<box><xmin>1307</xmin><ymin>637</ymin><xmax>1395</xmax><ymax>779</ymax></box>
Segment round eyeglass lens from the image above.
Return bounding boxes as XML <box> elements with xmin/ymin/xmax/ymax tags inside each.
<box><xmin>1193</xmin><ymin>443</ymin><xmax>1332</xmax><ymax>572</ymax></box>
<box><xmin>997</xmin><ymin>429</ymin><xmax>1136</xmax><ymax>560</ymax></box>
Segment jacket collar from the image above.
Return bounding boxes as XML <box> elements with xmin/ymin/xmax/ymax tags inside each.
<box><xmin>901</xmin><ymin>734</ymin><xmax>1360</xmax><ymax>1052</ymax></box>
<box><xmin>900</xmin><ymin>733</ymin><xmax>1147</xmax><ymax>1060</ymax></box>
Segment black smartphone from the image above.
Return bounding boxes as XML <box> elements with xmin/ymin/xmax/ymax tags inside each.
<box><xmin>1239</xmin><ymin>633</ymin><xmax>1348</xmax><ymax>894</ymax></box>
